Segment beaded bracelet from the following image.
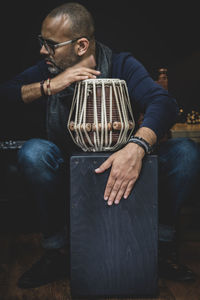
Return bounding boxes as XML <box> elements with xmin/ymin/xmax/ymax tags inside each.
<box><xmin>46</xmin><ymin>78</ymin><xmax>52</xmax><ymax>96</ymax></box>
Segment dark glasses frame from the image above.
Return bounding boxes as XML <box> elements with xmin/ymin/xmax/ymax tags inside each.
<box><xmin>38</xmin><ymin>35</ymin><xmax>88</xmax><ymax>54</ymax></box>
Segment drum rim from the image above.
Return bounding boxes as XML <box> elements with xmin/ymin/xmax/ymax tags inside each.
<box><xmin>80</xmin><ymin>78</ymin><xmax>126</xmax><ymax>85</ymax></box>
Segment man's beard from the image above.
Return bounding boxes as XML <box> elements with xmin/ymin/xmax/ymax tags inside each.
<box><xmin>46</xmin><ymin>50</ymin><xmax>81</xmax><ymax>75</ymax></box>
<box><xmin>48</xmin><ymin>65</ymin><xmax>61</xmax><ymax>75</ymax></box>
<box><xmin>46</xmin><ymin>58</ymin><xmax>63</xmax><ymax>75</ymax></box>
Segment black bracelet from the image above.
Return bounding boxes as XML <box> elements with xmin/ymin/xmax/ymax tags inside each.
<box><xmin>129</xmin><ymin>138</ymin><xmax>147</xmax><ymax>153</ymax></box>
<box><xmin>128</xmin><ymin>136</ymin><xmax>153</xmax><ymax>154</ymax></box>
<box><xmin>40</xmin><ymin>80</ymin><xmax>46</xmax><ymax>97</ymax></box>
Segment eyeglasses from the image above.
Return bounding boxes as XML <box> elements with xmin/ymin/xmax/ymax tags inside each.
<box><xmin>38</xmin><ymin>35</ymin><xmax>84</xmax><ymax>54</ymax></box>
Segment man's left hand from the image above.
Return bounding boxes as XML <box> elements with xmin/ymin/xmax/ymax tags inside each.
<box><xmin>95</xmin><ymin>143</ymin><xmax>145</xmax><ymax>205</ymax></box>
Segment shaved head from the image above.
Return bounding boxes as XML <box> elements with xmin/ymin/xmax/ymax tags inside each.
<box><xmin>47</xmin><ymin>2</ymin><xmax>95</xmax><ymax>40</ymax></box>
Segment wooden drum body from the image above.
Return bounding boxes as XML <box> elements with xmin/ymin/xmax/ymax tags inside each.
<box><xmin>68</xmin><ymin>78</ymin><xmax>135</xmax><ymax>152</ymax></box>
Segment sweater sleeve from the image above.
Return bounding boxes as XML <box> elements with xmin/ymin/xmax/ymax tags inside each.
<box><xmin>112</xmin><ymin>53</ymin><xmax>179</xmax><ymax>139</ymax></box>
<box><xmin>0</xmin><ymin>60</ymin><xmax>49</xmax><ymax>105</ymax></box>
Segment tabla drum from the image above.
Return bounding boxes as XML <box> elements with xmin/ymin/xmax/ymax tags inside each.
<box><xmin>67</xmin><ymin>78</ymin><xmax>135</xmax><ymax>152</ymax></box>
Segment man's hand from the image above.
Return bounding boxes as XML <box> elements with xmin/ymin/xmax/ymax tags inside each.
<box><xmin>95</xmin><ymin>127</ymin><xmax>156</xmax><ymax>205</ymax></box>
<box><xmin>51</xmin><ymin>55</ymin><xmax>100</xmax><ymax>94</ymax></box>
<box><xmin>95</xmin><ymin>143</ymin><xmax>145</xmax><ymax>205</ymax></box>
<box><xmin>21</xmin><ymin>55</ymin><xmax>100</xmax><ymax>103</ymax></box>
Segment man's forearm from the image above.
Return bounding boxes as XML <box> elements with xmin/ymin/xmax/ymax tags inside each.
<box><xmin>21</xmin><ymin>55</ymin><xmax>100</xmax><ymax>104</ymax></box>
<box><xmin>21</xmin><ymin>82</ymin><xmax>43</xmax><ymax>104</ymax></box>
<box><xmin>134</xmin><ymin>126</ymin><xmax>157</xmax><ymax>146</ymax></box>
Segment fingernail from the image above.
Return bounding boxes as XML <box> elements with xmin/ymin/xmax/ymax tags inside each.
<box><xmin>115</xmin><ymin>200</ymin><xmax>119</xmax><ymax>204</ymax></box>
<box><xmin>108</xmin><ymin>201</ymin><xmax>112</xmax><ymax>206</ymax></box>
<box><xmin>95</xmin><ymin>168</ymin><xmax>100</xmax><ymax>172</ymax></box>
<box><xmin>104</xmin><ymin>196</ymin><xmax>108</xmax><ymax>201</ymax></box>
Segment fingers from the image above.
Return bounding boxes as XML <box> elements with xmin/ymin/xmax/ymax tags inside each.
<box><xmin>105</xmin><ymin>178</ymin><xmax>121</xmax><ymax>205</ymax></box>
<box><xmin>78</xmin><ymin>70</ymin><xmax>99</xmax><ymax>79</ymax></box>
<box><xmin>95</xmin><ymin>147</ymin><xmax>143</xmax><ymax>206</ymax></box>
<box><xmin>83</xmin><ymin>68</ymin><xmax>100</xmax><ymax>76</ymax></box>
<box><xmin>113</xmin><ymin>181</ymin><xmax>131</xmax><ymax>204</ymax></box>
<box><xmin>74</xmin><ymin>75</ymin><xmax>94</xmax><ymax>82</ymax></box>
<box><xmin>95</xmin><ymin>157</ymin><xmax>113</xmax><ymax>174</ymax></box>
<box><xmin>124</xmin><ymin>181</ymin><xmax>135</xmax><ymax>199</ymax></box>
<box><xmin>101</xmin><ymin>161</ymin><xmax>139</xmax><ymax>205</ymax></box>
<box><xmin>104</xmin><ymin>174</ymin><xmax>126</xmax><ymax>205</ymax></box>
<box><xmin>71</xmin><ymin>67</ymin><xmax>100</xmax><ymax>81</ymax></box>
<box><xmin>105</xmin><ymin>178</ymin><xmax>136</xmax><ymax>206</ymax></box>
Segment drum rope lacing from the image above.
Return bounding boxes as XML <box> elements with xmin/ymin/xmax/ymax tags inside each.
<box><xmin>67</xmin><ymin>78</ymin><xmax>135</xmax><ymax>152</ymax></box>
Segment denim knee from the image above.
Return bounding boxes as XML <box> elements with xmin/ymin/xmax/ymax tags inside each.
<box><xmin>17</xmin><ymin>138</ymin><xmax>65</xmax><ymax>183</ymax></box>
<box><xmin>158</xmin><ymin>137</ymin><xmax>200</xmax><ymax>175</ymax></box>
<box><xmin>158</xmin><ymin>137</ymin><xmax>200</xmax><ymax>223</ymax></box>
<box><xmin>172</xmin><ymin>137</ymin><xmax>200</xmax><ymax>162</ymax></box>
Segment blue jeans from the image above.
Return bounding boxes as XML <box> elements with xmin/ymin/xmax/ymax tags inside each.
<box><xmin>157</xmin><ymin>138</ymin><xmax>200</xmax><ymax>241</ymax></box>
<box><xmin>17</xmin><ymin>137</ymin><xmax>200</xmax><ymax>248</ymax></box>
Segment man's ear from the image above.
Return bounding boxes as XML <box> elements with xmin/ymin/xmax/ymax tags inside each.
<box><xmin>75</xmin><ymin>38</ymin><xmax>89</xmax><ymax>56</ymax></box>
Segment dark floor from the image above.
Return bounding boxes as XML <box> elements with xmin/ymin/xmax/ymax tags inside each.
<box><xmin>0</xmin><ymin>232</ymin><xmax>200</xmax><ymax>300</ymax></box>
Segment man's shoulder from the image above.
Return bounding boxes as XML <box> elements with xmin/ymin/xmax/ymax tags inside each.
<box><xmin>111</xmin><ymin>52</ymin><xmax>143</xmax><ymax>77</ymax></box>
<box><xmin>112</xmin><ymin>52</ymin><xmax>139</xmax><ymax>64</ymax></box>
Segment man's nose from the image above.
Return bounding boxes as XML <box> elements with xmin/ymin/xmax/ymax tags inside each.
<box><xmin>40</xmin><ymin>45</ymin><xmax>49</xmax><ymax>55</ymax></box>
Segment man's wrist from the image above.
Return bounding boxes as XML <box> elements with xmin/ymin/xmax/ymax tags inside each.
<box><xmin>125</xmin><ymin>142</ymin><xmax>146</xmax><ymax>157</ymax></box>
<box><xmin>128</xmin><ymin>136</ymin><xmax>153</xmax><ymax>154</ymax></box>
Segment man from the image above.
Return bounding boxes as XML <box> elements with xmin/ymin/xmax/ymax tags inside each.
<box><xmin>0</xmin><ymin>2</ymin><xmax>199</xmax><ymax>288</ymax></box>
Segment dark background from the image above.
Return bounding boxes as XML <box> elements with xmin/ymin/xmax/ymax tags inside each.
<box><xmin>1</xmin><ymin>1</ymin><xmax>200</xmax><ymax>139</ymax></box>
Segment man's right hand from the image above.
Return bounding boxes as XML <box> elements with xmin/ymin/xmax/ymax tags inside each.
<box><xmin>51</xmin><ymin>55</ymin><xmax>100</xmax><ymax>94</ymax></box>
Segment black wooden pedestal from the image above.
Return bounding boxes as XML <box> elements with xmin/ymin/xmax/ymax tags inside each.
<box><xmin>70</xmin><ymin>153</ymin><xmax>158</xmax><ymax>298</ymax></box>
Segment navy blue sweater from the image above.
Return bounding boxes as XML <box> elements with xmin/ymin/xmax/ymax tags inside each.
<box><xmin>0</xmin><ymin>52</ymin><xmax>179</xmax><ymax>140</ymax></box>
